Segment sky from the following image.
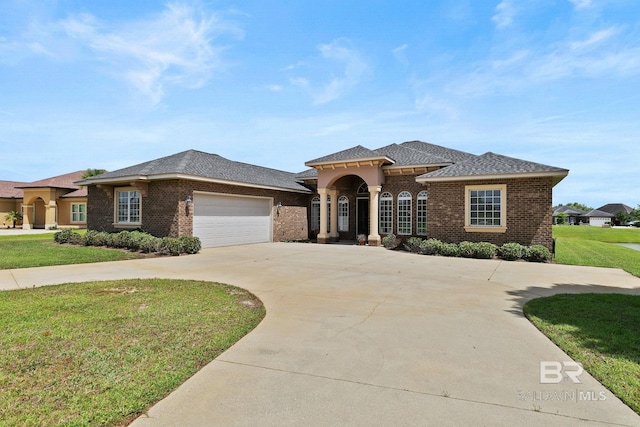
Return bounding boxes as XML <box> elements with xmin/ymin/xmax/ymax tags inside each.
<box><xmin>1</xmin><ymin>0</ymin><xmax>639</xmax><ymax>209</ymax></box>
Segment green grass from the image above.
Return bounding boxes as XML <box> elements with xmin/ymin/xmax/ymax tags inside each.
<box><xmin>0</xmin><ymin>234</ymin><xmax>142</xmax><ymax>269</ymax></box>
<box><xmin>0</xmin><ymin>279</ymin><xmax>265</xmax><ymax>426</ymax></box>
<box><xmin>553</xmin><ymin>226</ymin><xmax>640</xmax><ymax>277</ymax></box>
<box><xmin>525</xmin><ymin>294</ymin><xmax>640</xmax><ymax>415</ymax></box>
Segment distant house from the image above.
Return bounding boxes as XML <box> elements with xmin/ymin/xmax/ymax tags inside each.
<box><xmin>583</xmin><ymin>209</ymin><xmax>615</xmax><ymax>227</ymax></box>
<box><xmin>552</xmin><ymin>205</ymin><xmax>585</xmax><ymax>225</ymax></box>
<box><xmin>0</xmin><ymin>172</ymin><xmax>87</xmax><ymax>229</ymax></box>
<box><xmin>596</xmin><ymin>203</ymin><xmax>634</xmax><ymax>225</ymax></box>
<box><xmin>77</xmin><ymin>141</ymin><xmax>569</xmax><ymax>250</ymax></box>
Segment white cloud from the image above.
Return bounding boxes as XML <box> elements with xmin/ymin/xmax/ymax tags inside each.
<box><xmin>569</xmin><ymin>0</ymin><xmax>593</xmax><ymax>10</ymax></box>
<box><xmin>492</xmin><ymin>1</ymin><xmax>516</xmax><ymax>29</ymax></box>
<box><xmin>570</xmin><ymin>27</ymin><xmax>619</xmax><ymax>50</ymax></box>
<box><xmin>266</xmin><ymin>84</ymin><xmax>283</xmax><ymax>92</ymax></box>
<box><xmin>392</xmin><ymin>44</ymin><xmax>409</xmax><ymax>66</ymax></box>
<box><xmin>290</xmin><ymin>38</ymin><xmax>369</xmax><ymax>105</ymax></box>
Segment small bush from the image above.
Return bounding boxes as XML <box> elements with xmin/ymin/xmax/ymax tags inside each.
<box><xmin>159</xmin><ymin>237</ymin><xmax>182</xmax><ymax>256</ymax></box>
<box><xmin>138</xmin><ymin>235</ymin><xmax>160</xmax><ymax>253</ymax></box>
<box><xmin>82</xmin><ymin>230</ymin><xmax>109</xmax><ymax>247</ymax></box>
<box><xmin>111</xmin><ymin>231</ymin><xmax>133</xmax><ymax>249</ymax></box>
<box><xmin>440</xmin><ymin>242</ymin><xmax>460</xmax><ymax>257</ymax></box>
<box><xmin>179</xmin><ymin>236</ymin><xmax>201</xmax><ymax>254</ymax></box>
<box><xmin>404</xmin><ymin>237</ymin><xmax>424</xmax><ymax>253</ymax></box>
<box><xmin>525</xmin><ymin>245</ymin><xmax>552</xmax><ymax>263</ymax></box>
<box><xmin>382</xmin><ymin>233</ymin><xmax>400</xmax><ymax>249</ymax></box>
<box><xmin>500</xmin><ymin>243</ymin><xmax>527</xmax><ymax>261</ymax></box>
<box><xmin>54</xmin><ymin>230</ymin><xmax>82</xmax><ymax>245</ymax></box>
<box><xmin>458</xmin><ymin>241</ymin><xmax>476</xmax><ymax>258</ymax></box>
<box><xmin>419</xmin><ymin>238</ymin><xmax>443</xmax><ymax>255</ymax></box>
<box><xmin>474</xmin><ymin>242</ymin><xmax>498</xmax><ymax>259</ymax></box>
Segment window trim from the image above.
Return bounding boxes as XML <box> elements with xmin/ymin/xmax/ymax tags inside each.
<box><xmin>70</xmin><ymin>202</ymin><xmax>86</xmax><ymax>223</ymax></box>
<box><xmin>114</xmin><ymin>187</ymin><xmax>142</xmax><ymax>227</ymax></box>
<box><xmin>397</xmin><ymin>191</ymin><xmax>412</xmax><ymax>235</ymax></box>
<box><xmin>464</xmin><ymin>184</ymin><xmax>507</xmax><ymax>233</ymax></box>
<box><xmin>338</xmin><ymin>195</ymin><xmax>349</xmax><ymax>232</ymax></box>
<box><xmin>379</xmin><ymin>192</ymin><xmax>393</xmax><ymax>234</ymax></box>
<box><xmin>311</xmin><ymin>196</ymin><xmax>320</xmax><ymax>231</ymax></box>
<box><xmin>417</xmin><ymin>191</ymin><xmax>427</xmax><ymax>236</ymax></box>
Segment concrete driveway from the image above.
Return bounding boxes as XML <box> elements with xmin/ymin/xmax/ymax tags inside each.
<box><xmin>2</xmin><ymin>243</ymin><xmax>640</xmax><ymax>426</ymax></box>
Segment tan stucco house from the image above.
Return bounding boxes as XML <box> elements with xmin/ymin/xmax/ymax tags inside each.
<box><xmin>0</xmin><ymin>171</ymin><xmax>87</xmax><ymax>229</ymax></box>
<box><xmin>77</xmin><ymin>141</ymin><xmax>568</xmax><ymax>250</ymax></box>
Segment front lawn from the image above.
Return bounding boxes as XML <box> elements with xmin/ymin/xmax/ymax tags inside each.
<box><xmin>0</xmin><ymin>279</ymin><xmax>265</xmax><ymax>426</ymax></box>
<box><xmin>0</xmin><ymin>233</ymin><xmax>143</xmax><ymax>269</ymax></box>
<box><xmin>525</xmin><ymin>294</ymin><xmax>640</xmax><ymax>415</ymax></box>
<box><xmin>553</xmin><ymin>226</ymin><xmax>640</xmax><ymax>278</ymax></box>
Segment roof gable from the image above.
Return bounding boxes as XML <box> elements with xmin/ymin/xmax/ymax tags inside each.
<box><xmin>399</xmin><ymin>140</ymin><xmax>477</xmax><ymax>163</ymax></box>
<box><xmin>416</xmin><ymin>152</ymin><xmax>568</xmax><ymax>184</ymax></box>
<box><xmin>18</xmin><ymin>171</ymin><xmax>85</xmax><ymax>190</ymax></box>
<box><xmin>373</xmin><ymin>143</ymin><xmax>453</xmax><ymax>166</ymax></box>
<box><xmin>596</xmin><ymin>203</ymin><xmax>634</xmax><ymax>215</ymax></box>
<box><xmin>305</xmin><ymin>145</ymin><xmax>392</xmax><ymax>166</ymax></box>
<box><xmin>584</xmin><ymin>209</ymin><xmax>615</xmax><ymax>218</ymax></box>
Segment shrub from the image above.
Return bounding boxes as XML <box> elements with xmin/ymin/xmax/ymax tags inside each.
<box><xmin>111</xmin><ymin>231</ymin><xmax>133</xmax><ymax>249</ymax></box>
<box><xmin>138</xmin><ymin>235</ymin><xmax>160</xmax><ymax>253</ymax></box>
<box><xmin>440</xmin><ymin>242</ymin><xmax>460</xmax><ymax>257</ymax></box>
<box><xmin>54</xmin><ymin>229</ymin><xmax>82</xmax><ymax>245</ymax></box>
<box><xmin>419</xmin><ymin>238</ymin><xmax>443</xmax><ymax>255</ymax></box>
<box><xmin>525</xmin><ymin>245</ymin><xmax>552</xmax><ymax>263</ymax></box>
<box><xmin>127</xmin><ymin>231</ymin><xmax>154</xmax><ymax>251</ymax></box>
<box><xmin>179</xmin><ymin>236</ymin><xmax>201</xmax><ymax>254</ymax></box>
<box><xmin>382</xmin><ymin>233</ymin><xmax>400</xmax><ymax>249</ymax></box>
<box><xmin>404</xmin><ymin>237</ymin><xmax>424</xmax><ymax>253</ymax></box>
<box><xmin>159</xmin><ymin>237</ymin><xmax>182</xmax><ymax>256</ymax></box>
<box><xmin>474</xmin><ymin>242</ymin><xmax>498</xmax><ymax>259</ymax></box>
<box><xmin>82</xmin><ymin>230</ymin><xmax>109</xmax><ymax>247</ymax></box>
<box><xmin>500</xmin><ymin>243</ymin><xmax>527</xmax><ymax>261</ymax></box>
<box><xmin>458</xmin><ymin>241</ymin><xmax>476</xmax><ymax>258</ymax></box>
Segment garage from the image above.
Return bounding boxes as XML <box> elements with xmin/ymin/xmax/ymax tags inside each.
<box><xmin>193</xmin><ymin>192</ymin><xmax>273</xmax><ymax>248</ymax></box>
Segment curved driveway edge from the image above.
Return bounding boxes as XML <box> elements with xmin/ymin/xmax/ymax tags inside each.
<box><xmin>2</xmin><ymin>243</ymin><xmax>640</xmax><ymax>426</ymax></box>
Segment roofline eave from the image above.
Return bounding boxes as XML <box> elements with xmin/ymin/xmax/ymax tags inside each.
<box><xmin>77</xmin><ymin>173</ymin><xmax>312</xmax><ymax>194</ymax></box>
<box><xmin>416</xmin><ymin>170</ymin><xmax>569</xmax><ymax>185</ymax></box>
<box><xmin>305</xmin><ymin>155</ymin><xmax>394</xmax><ymax>168</ymax></box>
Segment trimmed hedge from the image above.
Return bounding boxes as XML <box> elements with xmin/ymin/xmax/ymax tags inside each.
<box><xmin>54</xmin><ymin>230</ymin><xmax>201</xmax><ymax>255</ymax></box>
<box><xmin>395</xmin><ymin>236</ymin><xmax>552</xmax><ymax>262</ymax></box>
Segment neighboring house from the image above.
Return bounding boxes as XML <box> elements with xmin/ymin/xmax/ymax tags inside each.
<box><xmin>552</xmin><ymin>205</ymin><xmax>585</xmax><ymax>225</ymax></box>
<box><xmin>596</xmin><ymin>203</ymin><xmax>634</xmax><ymax>225</ymax></box>
<box><xmin>583</xmin><ymin>209</ymin><xmax>615</xmax><ymax>227</ymax></box>
<box><xmin>78</xmin><ymin>141</ymin><xmax>568</xmax><ymax>250</ymax></box>
<box><xmin>0</xmin><ymin>171</ymin><xmax>87</xmax><ymax>229</ymax></box>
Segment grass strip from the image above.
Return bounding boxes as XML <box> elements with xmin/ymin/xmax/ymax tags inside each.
<box><xmin>0</xmin><ymin>279</ymin><xmax>265</xmax><ymax>426</ymax></box>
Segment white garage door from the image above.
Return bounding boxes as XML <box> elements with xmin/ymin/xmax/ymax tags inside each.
<box><xmin>193</xmin><ymin>193</ymin><xmax>272</xmax><ymax>248</ymax></box>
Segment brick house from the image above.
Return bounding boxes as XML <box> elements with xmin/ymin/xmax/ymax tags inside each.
<box><xmin>77</xmin><ymin>141</ymin><xmax>568</xmax><ymax>249</ymax></box>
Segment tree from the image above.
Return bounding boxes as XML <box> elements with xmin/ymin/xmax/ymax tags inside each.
<box><xmin>555</xmin><ymin>212</ymin><xmax>568</xmax><ymax>225</ymax></box>
<box><xmin>565</xmin><ymin>202</ymin><xmax>593</xmax><ymax>212</ymax></box>
<box><xmin>82</xmin><ymin>169</ymin><xmax>107</xmax><ymax>179</ymax></box>
<box><xmin>4</xmin><ymin>211</ymin><xmax>23</xmax><ymax>228</ymax></box>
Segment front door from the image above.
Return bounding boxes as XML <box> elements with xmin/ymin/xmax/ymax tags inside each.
<box><xmin>357</xmin><ymin>198</ymin><xmax>369</xmax><ymax>236</ymax></box>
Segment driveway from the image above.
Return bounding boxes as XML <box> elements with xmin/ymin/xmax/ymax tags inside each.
<box><xmin>2</xmin><ymin>243</ymin><xmax>640</xmax><ymax>426</ymax></box>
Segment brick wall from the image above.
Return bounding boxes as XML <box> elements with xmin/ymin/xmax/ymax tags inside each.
<box><xmin>87</xmin><ymin>179</ymin><xmax>312</xmax><ymax>239</ymax></box>
<box><xmin>273</xmin><ymin>206</ymin><xmax>309</xmax><ymax>241</ymax></box>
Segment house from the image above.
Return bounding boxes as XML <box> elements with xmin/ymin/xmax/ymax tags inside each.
<box><xmin>0</xmin><ymin>171</ymin><xmax>87</xmax><ymax>229</ymax></box>
<box><xmin>78</xmin><ymin>141</ymin><xmax>568</xmax><ymax>250</ymax></box>
<box><xmin>552</xmin><ymin>205</ymin><xmax>586</xmax><ymax>225</ymax></box>
<box><xmin>583</xmin><ymin>209</ymin><xmax>615</xmax><ymax>227</ymax></box>
<box><xmin>596</xmin><ymin>203</ymin><xmax>634</xmax><ymax>225</ymax></box>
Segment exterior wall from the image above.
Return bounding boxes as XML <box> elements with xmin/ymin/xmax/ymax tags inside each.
<box><xmin>426</xmin><ymin>177</ymin><xmax>554</xmax><ymax>250</ymax></box>
<box><xmin>273</xmin><ymin>206</ymin><xmax>309</xmax><ymax>241</ymax></box>
<box><xmin>88</xmin><ymin>179</ymin><xmax>311</xmax><ymax>239</ymax></box>
<box><xmin>57</xmin><ymin>198</ymin><xmax>87</xmax><ymax>228</ymax></box>
<box><xmin>0</xmin><ymin>199</ymin><xmax>22</xmax><ymax>228</ymax></box>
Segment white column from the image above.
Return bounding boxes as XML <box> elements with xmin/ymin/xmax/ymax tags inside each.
<box><xmin>368</xmin><ymin>185</ymin><xmax>381</xmax><ymax>245</ymax></box>
<box><xmin>329</xmin><ymin>189</ymin><xmax>339</xmax><ymax>240</ymax></box>
<box><xmin>317</xmin><ymin>188</ymin><xmax>328</xmax><ymax>243</ymax></box>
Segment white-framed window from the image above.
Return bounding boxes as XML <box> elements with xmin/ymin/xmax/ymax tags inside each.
<box><xmin>116</xmin><ymin>189</ymin><xmax>141</xmax><ymax>224</ymax></box>
<box><xmin>416</xmin><ymin>191</ymin><xmax>428</xmax><ymax>235</ymax></box>
<box><xmin>357</xmin><ymin>182</ymin><xmax>369</xmax><ymax>194</ymax></box>
<box><xmin>465</xmin><ymin>184</ymin><xmax>507</xmax><ymax>233</ymax></box>
<box><xmin>379</xmin><ymin>192</ymin><xmax>393</xmax><ymax>234</ymax></box>
<box><xmin>311</xmin><ymin>196</ymin><xmax>320</xmax><ymax>231</ymax></box>
<box><xmin>397</xmin><ymin>191</ymin><xmax>412</xmax><ymax>235</ymax></box>
<box><xmin>71</xmin><ymin>203</ymin><xmax>86</xmax><ymax>223</ymax></box>
<box><xmin>338</xmin><ymin>195</ymin><xmax>349</xmax><ymax>232</ymax></box>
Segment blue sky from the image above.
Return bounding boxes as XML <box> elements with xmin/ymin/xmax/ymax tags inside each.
<box><xmin>1</xmin><ymin>0</ymin><xmax>638</xmax><ymax>208</ymax></box>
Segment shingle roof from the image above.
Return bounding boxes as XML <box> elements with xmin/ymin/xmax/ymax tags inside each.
<box><xmin>596</xmin><ymin>203</ymin><xmax>634</xmax><ymax>215</ymax></box>
<box><xmin>584</xmin><ymin>209</ymin><xmax>615</xmax><ymax>218</ymax></box>
<box><xmin>295</xmin><ymin>168</ymin><xmax>319</xmax><ymax>180</ymax></box>
<box><xmin>553</xmin><ymin>205</ymin><xmax>586</xmax><ymax>215</ymax></box>
<box><xmin>399</xmin><ymin>140</ymin><xmax>477</xmax><ymax>163</ymax></box>
<box><xmin>0</xmin><ymin>181</ymin><xmax>26</xmax><ymax>198</ymax></box>
<box><xmin>305</xmin><ymin>145</ymin><xmax>392</xmax><ymax>166</ymax></box>
<box><xmin>374</xmin><ymin>143</ymin><xmax>453</xmax><ymax>166</ymax></box>
<box><xmin>17</xmin><ymin>171</ymin><xmax>86</xmax><ymax>190</ymax></box>
<box><xmin>416</xmin><ymin>152</ymin><xmax>568</xmax><ymax>183</ymax></box>
<box><xmin>80</xmin><ymin>149</ymin><xmax>311</xmax><ymax>193</ymax></box>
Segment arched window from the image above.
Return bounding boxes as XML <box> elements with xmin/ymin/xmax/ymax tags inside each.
<box><xmin>311</xmin><ymin>196</ymin><xmax>320</xmax><ymax>231</ymax></box>
<box><xmin>379</xmin><ymin>192</ymin><xmax>393</xmax><ymax>234</ymax></box>
<box><xmin>357</xmin><ymin>182</ymin><xmax>369</xmax><ymax>194</ymax></box>
<box><xmin>417</xmin><ymin>191</ymin><xmax>428</xmax><ymax>235</ymax></box>
<box><xmin>338</xmin><ymin>195</ymin><xmax>349</xmax><ymax>232</ymax></box>
<box><xmin>397</xmin><ymin>191</ymin><xmax>412</xmax><ymax>235</ymax></box>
